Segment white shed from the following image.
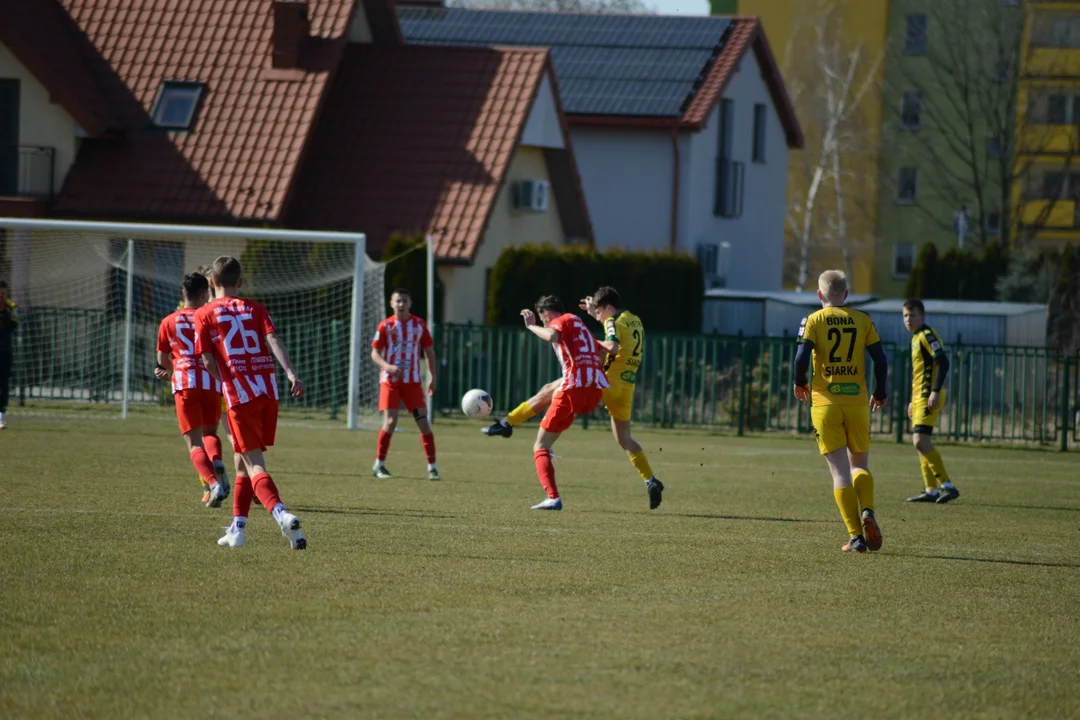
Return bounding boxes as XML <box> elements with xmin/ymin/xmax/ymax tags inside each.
<box><xmin>859</xmin><ymin>300</ymin><xmax>1048</xmax><ymax>348</ymax></box>
<box><xmin>702</xmin><ymin>289</ymin><xmax>878</xmax><ymax>337</ymax></box>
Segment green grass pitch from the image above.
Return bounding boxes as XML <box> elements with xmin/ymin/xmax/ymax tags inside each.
<box><xmin>1</xmin><ymin>406</ymin><xmax>1078</xmax><ymax>718</ymax></box>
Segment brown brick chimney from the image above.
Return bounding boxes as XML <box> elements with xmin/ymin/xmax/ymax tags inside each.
<box><xmin>272</xmin><ymin>1</ymin><xmax>310</xmax><ymax>69</ymax></box>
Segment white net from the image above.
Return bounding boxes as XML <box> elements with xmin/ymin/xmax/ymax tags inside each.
<box><xmin>0</xmin><ymin>221</ymin><xmax>385</xmax><ymax>425</ymax></box>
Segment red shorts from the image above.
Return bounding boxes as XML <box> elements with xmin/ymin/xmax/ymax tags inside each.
<box><xmin>540</xmin><ymin>387</ymin><xmax>603</xmax><ymax>433</ymax></box>
<box><xmin>226</xmin><ymin>395</ymin><xmax>278</xmax><ymax>454</ymax></box>
<box><xmin>379</xmin><ymin>382</ymin><xmax>426</xmax><ymax>413</ymax></box>
<box><xmin>174</xmin><ymin>389</ymin><xmax>223</xmax><ymax>435</ymax></box>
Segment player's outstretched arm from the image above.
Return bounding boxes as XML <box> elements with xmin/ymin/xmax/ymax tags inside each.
<box><xmin>265</xmin><ymin>332</ymin><xmax>304</xmax><ymax>398</ymax></box>
<box><xmin>521</xmin><ymin>309</ymin><xmax>560</xmax><ymax>344</ymax></box>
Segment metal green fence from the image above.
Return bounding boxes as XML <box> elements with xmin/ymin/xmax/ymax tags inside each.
<box><xmin>9</xmin><ymin>311</ymin><xmax>1079</xmax><ymax>450</ymax></box>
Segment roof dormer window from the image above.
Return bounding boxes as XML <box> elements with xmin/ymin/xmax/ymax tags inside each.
<box><xmin>151</xmin><ymin>81</ymin><xmax>205</xmax><ymax>130</ymax></box>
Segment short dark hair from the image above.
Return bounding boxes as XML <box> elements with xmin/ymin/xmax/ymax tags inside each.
<box><xmin>211</xmin><ymin>256</ymin><xmax>242</xmax><ymax>289</ymax></box>
<box><xmin>535</xmin><ymin>295</ymin><xmax>563</xmax><ymax>316</ymax></box>
<box><xmin>181</xmin><ymin>272</ymin><xmax>209</xmax><ymax>300</ymax></box>
<box><xmin>391</xmin><ymin>288</ymin><xmax>411</xmax><ymax>299</ymax></box>
<box><xmin>593</xmin><ymin>286</ymin><xmax>620</xmax><ymax>309</ymax></box>
<box><xmin>903</xmin><ymin>298</ymin><xmax>925</xmax><ymax>314</ymax></box>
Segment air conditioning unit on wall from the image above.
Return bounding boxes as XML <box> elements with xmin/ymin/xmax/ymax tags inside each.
<box><xmin>511</xmin><ymin>179</ymin><xmax>549</xmax><ymax>212</ymax></box>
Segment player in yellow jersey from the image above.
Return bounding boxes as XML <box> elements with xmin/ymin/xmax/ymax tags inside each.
<box><xmin>482</xmin><ymin>286</ymin><xmax>664</xmax><ymax>509</ymax></box>
<box><xmin>902</xmin><ymin>299</ymin><xmax>959</xmax><ymax>504</ymax></box>
<box><xmin>794</xmin><ymin>270</ymin><xmax>888</xmax><ymax>553</ymax></box>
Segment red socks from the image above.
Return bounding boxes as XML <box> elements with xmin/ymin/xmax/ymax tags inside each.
<box><xmin>533</xmin><ymin>449</ymin><xmax>559</xmax><ymax>499</ymax></box>
<box><xmin>421</xmin><ymin>433</ymin><xmax>436</xmax><ymax>464</ymax></box>
<box><xmin>233</xmin><ymin>475</ymin><xmax>253</xmax><ymax>517</ymax></box>
<box><xmin>252</xmin><ymin>472</ymin><xmax>282</xmax><ymax>514</ymax></box>
<box><xmin>189</xmin><ymin>447</ymin><xmax>216</xmax><ymax>484</ymax></box>
<box><xmin>203</xmin><ymin>434</ymin><xmax>222</xmax><ymax>464</ymax></box>
<box><xmin>377</xmin><ymin>430</ymin><xmax>392</xmax><ymax>461</ymax></box>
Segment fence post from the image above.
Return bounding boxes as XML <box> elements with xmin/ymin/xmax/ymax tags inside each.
<box><xmin>737</xmin><ymin>340</ymin><xmax>748</xmax><ymax>437</ymax></box>
<box><xmin>1062</xmin><ymin>355</ymin><xmax>1071</xmax><ymax>453</ymax></box>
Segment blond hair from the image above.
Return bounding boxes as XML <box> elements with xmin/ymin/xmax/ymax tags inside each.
<box><xmin>818</xmin><ymin>270</ymin><xmax>848</xmax><ymax>301</ymax></box>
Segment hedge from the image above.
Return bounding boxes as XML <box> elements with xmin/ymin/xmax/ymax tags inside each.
<box><xmin>486</xmin><ymin>244</ymin><xmax>704</xmax><ymax>332</ymax></box>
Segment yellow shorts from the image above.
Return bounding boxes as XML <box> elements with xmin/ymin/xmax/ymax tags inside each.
<box><xmin>912</xmin><ymin>390</ymin><xmax>945</xmax><ymax>431</ymax></box>
<box><xmin>810</xmin><ymin>404</ymin><xmax>870</xmax><ymax>455</ymax></box>
<box><xmin>602</xmin><ymin>379</ymin><xmax>635</xmax><ymax>422</ymax></box>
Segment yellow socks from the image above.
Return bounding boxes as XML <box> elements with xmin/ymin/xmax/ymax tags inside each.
<box><xmin>852</xmin><ymin>470</ymin><xmax>874</xmax><ymax>513</ymax></box>
<box><xmin>925</xmin><ymin>449</ymin><xmax>950</xmax><ymax>485</ymax></box>
<box><xmin>628</xmin><ymin>450</ymin><xmax>654</xmax><ymax>482</ymax></box>
<box><xmin>506</xmin><ymin>401</ymin><xmax>538</xmax><ymax>427</ymax></box>
<box><xmin>833</xmin><ymin>486</ymin><xmax>861</xmax><ymax>537</ymax></box>
<box><xmin>919</xmin><ymin>455</ymin><xmax>939</xmax><ymax>490</ymax></box>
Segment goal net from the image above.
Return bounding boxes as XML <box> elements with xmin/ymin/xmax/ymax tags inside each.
<box><xmin>0</xmin><ymin>218</ymin><xmax>385</xmax><ymax>427</ymax></box>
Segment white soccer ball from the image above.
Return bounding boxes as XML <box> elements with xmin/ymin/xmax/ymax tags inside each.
<box><xmin>461</xmin><ymin>388</ymin><xmax>493</xmax><ymax>419</ymax></box>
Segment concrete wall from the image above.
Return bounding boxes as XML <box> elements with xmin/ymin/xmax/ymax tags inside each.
<box><xmin>684</xmin><ymin>49</ymin><xmax>787</xmax><ymax>291</ymax></box>
<box><xmin>439</xmin><ymin>146</ymin><xmax>564</xmax><ymax>324</ymax></box>
<box><xmin>0</xmin><ymin>43</ymin><xmax>79</xmax><ymax>196</ymax></box>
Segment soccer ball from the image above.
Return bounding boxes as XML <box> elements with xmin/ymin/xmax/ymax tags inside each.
<box><xmin>461</xmin><ymin>388</ymin><xmax>493</xmax><ymax>418</ymax></box>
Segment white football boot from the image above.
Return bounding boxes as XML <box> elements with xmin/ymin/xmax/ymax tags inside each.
<box><xmin>277</xmin><ymin>512</ymin><xmax>307</xmax><ymax>550</ymax></box>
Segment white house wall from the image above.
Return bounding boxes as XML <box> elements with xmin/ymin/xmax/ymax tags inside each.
<box><xmin>685</xmin><ymin>50</ymin><xmax>787</xmax><ymax>291</ymax></box>
<box><xmin>520</xmin><ymin>74</ymin><xmax>565</xmax><ymax>150</ymax></box>
<box><xmin>567</xmin><ymin>125</ymin><xmax>674</xmax><ymax>253</ymax></box>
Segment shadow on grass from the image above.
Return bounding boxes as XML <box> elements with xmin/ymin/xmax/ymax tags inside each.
<box><xmin>364</xmin><ymin>548</ymin><xmax>564</xmax><ymax>564</ymax></box>
<box><xmin>894</xmin><ymin>552</ymin><xmax>1080</xmax><ymax>569</ymax></box>
<box><xmin>292</xmin><ymin>505</ymin><xmax>456</xmax><ymax>519</ymax></box>
<box><xmin>603</xmin><ymin>510</ymin><xmax>831</xmax><ymax>524</ymax></box>
<box><xmin>965</xmin><ymin>502</ymin><xmax>1080</xmax><ymax>513</ymax></box>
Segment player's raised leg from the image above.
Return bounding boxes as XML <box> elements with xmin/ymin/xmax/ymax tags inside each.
<box><xmin>484</xmin><ymin>379</ymin><xmax>558</xmax><ymax>438</ymax></box>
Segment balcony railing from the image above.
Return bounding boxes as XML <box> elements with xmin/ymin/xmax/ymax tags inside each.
<box><xmin>0</xmin><ymin>145</ymin><xmax>56</xmax><ymax>200</ymax></box>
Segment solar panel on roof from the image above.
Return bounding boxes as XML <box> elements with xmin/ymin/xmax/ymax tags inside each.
<box><xmin>397</xmin><ymin>6</ymin><xmax>731</xmax><ymax>117</ymax></box>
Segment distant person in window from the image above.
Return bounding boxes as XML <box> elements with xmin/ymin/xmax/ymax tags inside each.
<box><xmin>0</xmin><ymin>280</ymin><xmax>17</xmax><ymax>430</ymax></box>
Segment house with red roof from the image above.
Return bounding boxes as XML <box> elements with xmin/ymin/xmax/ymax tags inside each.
<box><xmin>398</xmin><ymin>5</ymin><xmax>803</xmax><ymax>292</ymax></box>
<box><xmin>0</xmin><ymin>0</ymin><xmax>591</xmax><ymax>324</ymax></box>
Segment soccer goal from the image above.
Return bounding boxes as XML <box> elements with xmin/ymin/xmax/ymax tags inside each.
<box><xmin>0</xmin><ymin>217</ymin><xmax>385</xmax><ymax>428</ymax></box>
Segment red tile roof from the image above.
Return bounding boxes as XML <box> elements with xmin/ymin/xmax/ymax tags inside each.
<box><xmin>288</xmin><ymin>44</ymin><xmax>590</xmax><ymax>262</ymax></box>
<box><xmin>569</xmin><ymin>17</ymin><xmax>803</xmax><ymax>149</ymax></box>
<box><xmin>49</xmin><ymin>0</ymin><xmax>358</xmax><ymax>221</ymax></box>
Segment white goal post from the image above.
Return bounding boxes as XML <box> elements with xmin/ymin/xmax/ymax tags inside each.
<box><xmin>0</xmin><ymin>217</ymin><xmax>384</xmax><ymax>429</ymax></box>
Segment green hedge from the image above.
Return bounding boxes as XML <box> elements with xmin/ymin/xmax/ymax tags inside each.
<box><xmin>486</xmin><ymin>244</ymin><xmax>703</xmax><ymax>332</ymax></box>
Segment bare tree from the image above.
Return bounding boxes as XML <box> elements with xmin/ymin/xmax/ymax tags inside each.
<box><xmin>780</xmin><ymin>0</ymin><xmax>883</xmax><ymax>292</ymax></box>
<box><xmin>884</xmin><ymin>0</ymin><xmax>1067</xmax><ymax>250</ymax></box>
<box><xmin>447</xmin><ymin>0</ymin><xmax>652</xmax><ymax>12</ymax></box>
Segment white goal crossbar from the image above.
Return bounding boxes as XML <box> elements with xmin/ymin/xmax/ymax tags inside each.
<box><xmin>1</xmin><ymin>218</ymin><xmax>373</xmax><ymax>429</ymax></box>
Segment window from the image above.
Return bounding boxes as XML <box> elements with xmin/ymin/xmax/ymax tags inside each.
<box><xmin>1031</xmin><ymin>14</ymin><xmax>1080</xmax><ymax>48</ymax></box>
<box><xmin>897</xmin><ymin>167</ymin><xmax>918</xmax><ymax>203</ymax></box>
<box><xmin>714</xmin><ymin>100</ymin><xmax>742</xmax><ymax>217</ymax></box>
<box><xmin>986</xmin><ymin>211</ymin><xmax>1002</xmax><ymax>236</ymax></box>
<box><xmin>717</xmin><ymin>98</ymin><xmax>734</xmax><ymax>160</ymax></box>
<box><xmin>900</xmin><ymin>91</ymin><xmax>922</xmax><ymax>129</ymax></box>
<box><xmin>893</xmin><ymin>243</ymin><xmax>915</xmax><ymax>278</ymax></box>
<box><xmin>987</xmin><ymin>136</ymin><xmax>1003</xmax><ymax>159</ymax></box>
<box><xmin>752</xmin><ymin>104</ymin><xmax>767</xmax><ymax>163</ymax></box>
<box><xmin>1028</xmin><ymin>91</ymin><xmax>1078</xmax><ymax>124</ymax></box>
<box><xmin>1049</xmin><ymin>95</ymin><xmax>1069</xmax><ymax>124</ymax></box>
<box><xmin>1042</xmin><ymin>171</ymin><xmax>1065</xmax><ymax>199</ymax></box>
<box><xmin>904</xmin><ymin>15</ymin><xmax>927</xmax><ymax>55</ymax></box>
<box><xmin>150</xmin><ymin>81</ymin><xmax>205</xmax><ymax>130</ymax></box>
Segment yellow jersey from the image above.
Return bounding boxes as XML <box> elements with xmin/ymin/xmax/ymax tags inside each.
<box><xmin>602</xmin><ymin>310</ymin><xmax>644</xmax><ymax>384</ymax></box>
<box><xmin>797</xmin><ymin>306</ymin><xmax>882</xmax><ymax>406</ymax></box>
<box><xmin>910</xmin><ymin>325</ymin><xmax>946</xmax><ymax>400</ymax></box>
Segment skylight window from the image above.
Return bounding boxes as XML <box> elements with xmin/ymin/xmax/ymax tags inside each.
<box><xmin>151</xmin><ymin>81</ymin><xmax>205</xmax><ymax>130</ymax></box>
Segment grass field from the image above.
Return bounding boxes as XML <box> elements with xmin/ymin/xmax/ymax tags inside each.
<box><xmin>1</xmin><ymin>406</ymin><xmax>1079</xmax><ymax>719</ymax></box>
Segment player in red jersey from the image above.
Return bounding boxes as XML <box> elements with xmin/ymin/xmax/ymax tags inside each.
<box><xmin>155</xmin><ymin>272</ymin><xmax>231</xmax><ymax>507</ymax></box>
<box><xmin>370</xmin><ymin>289</ymin><xmax>439</xmax><ymax>480</ymax></box>
<box><xmin>521</xmin><ymin>295</ymin><xmax>609</xmax><ymax>510</ymax></box>
<box><xmin>194</xmin><ymin>256</ymin><xmax>307</xmax><ymax>550</ymax></box>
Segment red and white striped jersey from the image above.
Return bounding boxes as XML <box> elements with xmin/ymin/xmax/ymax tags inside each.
<box><xmin>549</xmin><ymin>313</ymin><xmax>609</xmax><ymax>391</ymax></box>
<box><xmin>194</xmin><ymin>297</ymin><xmax>279</xmax><ymax>408</ymax></box>
<box><xmin>372</xmin><ymin>314</ymin><xmax>433</xmax><ymax>384</ymax></box>
<box><xmin>157</xmin><ymin>308</ymin><xmax>222</xmax><ymax>395</ymax></box>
